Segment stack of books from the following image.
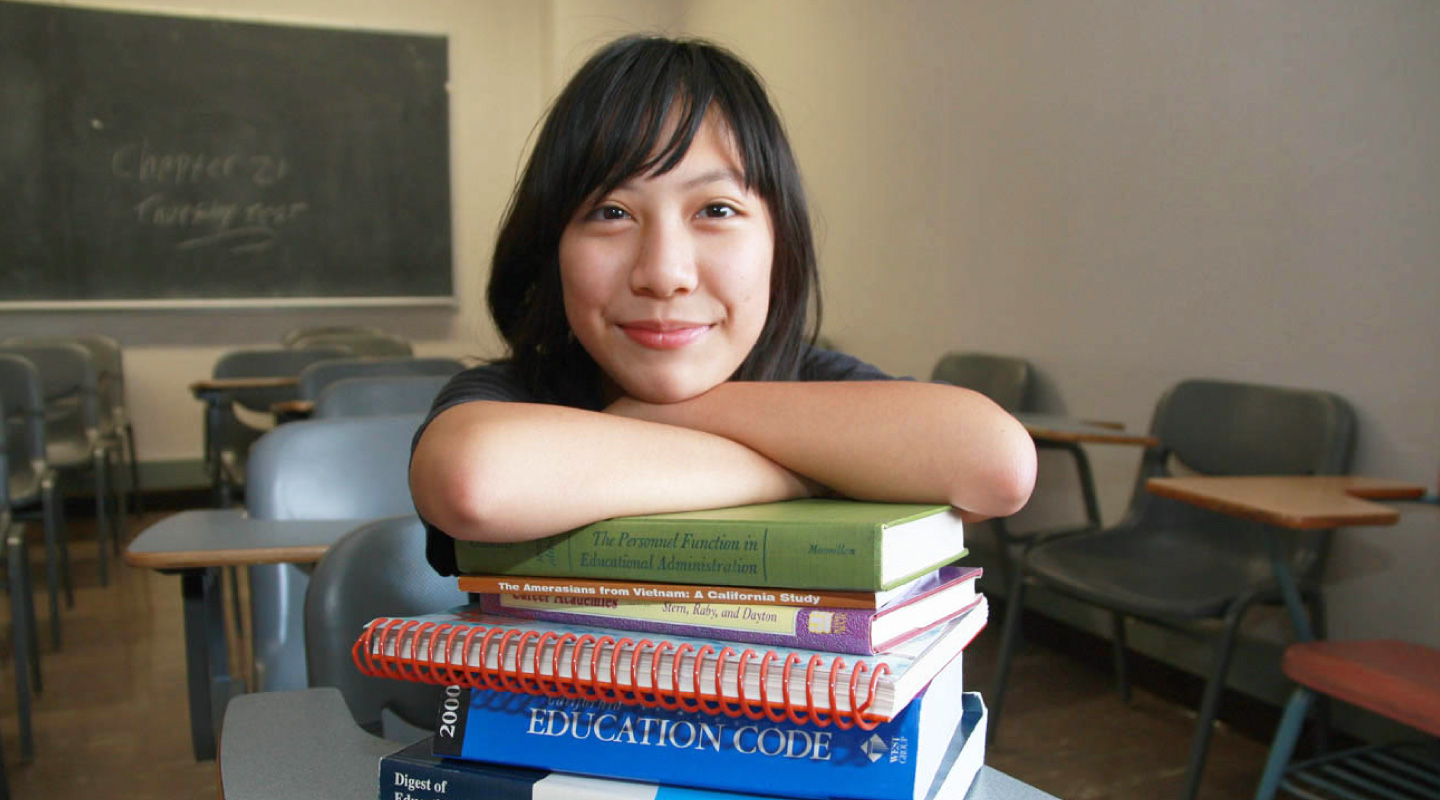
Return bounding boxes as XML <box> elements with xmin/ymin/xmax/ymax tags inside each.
<box><xmin>353</xmin><ymin>498</ymin><xmax>990</xmax><ymax>800</ymax></box>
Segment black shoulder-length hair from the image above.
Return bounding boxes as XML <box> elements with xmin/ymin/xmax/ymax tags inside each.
<box><xmin>487</xmin><ymin>35</ymin><xmax>821</xmax><ymax>409</ymax></box>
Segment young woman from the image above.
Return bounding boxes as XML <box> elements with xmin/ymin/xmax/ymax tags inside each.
<box><xmin>411</xmin><ymin>35</ymin><xmax>1036</xmax><ymax>574</ymax></box>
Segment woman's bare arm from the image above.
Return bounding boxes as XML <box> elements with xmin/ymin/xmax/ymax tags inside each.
<box><xmin>606</xmin><ymin>381</ymin><xmax>1037</xmax><ymax>520</ymax></box>
<box><xmin>410</xmin><ymin>400</ymin><xmax>816</xmax><ymax>542</ymax></box>
<box><xmin>413</xmin><ymin>381</ymin><xmax>1035</xmax><ymax>542</ymax></box>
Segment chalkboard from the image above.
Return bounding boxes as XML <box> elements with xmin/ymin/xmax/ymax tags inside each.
<box><xmin>0</xmin><ymin>3</ymin><xmax>452</xmax><ymax>308</ymax></box>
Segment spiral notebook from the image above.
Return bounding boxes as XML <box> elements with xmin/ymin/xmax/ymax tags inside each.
<box><xmin>352</xmin><ymin>596</ymin><xmax>987</xmax><ymax>729</ymax></box>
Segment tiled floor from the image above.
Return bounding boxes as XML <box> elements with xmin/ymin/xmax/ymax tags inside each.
<box><xmin>0</xmin><ymin>509</ymin><xmax>1273</xmax><ymax>799</ymax></box>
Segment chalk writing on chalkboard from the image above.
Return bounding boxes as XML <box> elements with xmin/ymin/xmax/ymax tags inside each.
<box><xmin>0</xmin><ymin>3</ymin><xmax>453</xmax><ymax>308</ymax></box>
<box><xmin>113</xmin><ymin>141</ymin><xmax>307</xmax><ymax>254</ymax></box>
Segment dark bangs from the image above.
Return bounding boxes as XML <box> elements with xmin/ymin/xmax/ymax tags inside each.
<box><xmin>489</xmin><ymin>36</ymin><xmax>820</xmax><ymax>406</ymax></box>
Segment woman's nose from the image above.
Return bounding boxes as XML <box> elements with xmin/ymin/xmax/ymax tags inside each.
<box><xmin>630</xmin><ymin>218</ymin><xmax>698</xmax><ymax>298</ymax></box>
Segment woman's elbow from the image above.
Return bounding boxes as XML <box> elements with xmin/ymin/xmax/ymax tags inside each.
<box><xmin>950</xmin><ymin>418</ymin><xmax>1037</xmax><ymax>518</ymax></box>
<box><xmin>410</xmin><ymin>428</ymin><xmax>527</xmax><ymax>543</ymax></box>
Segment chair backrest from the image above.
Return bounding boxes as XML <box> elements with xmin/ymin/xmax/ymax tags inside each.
<box><xmin>1125</xmin><ymin>378</ymin><xmax>1357</xmax><ymax>581</ymax></box>
<box><xmin>243</xmin><ymin>413</ymin><xmax>429</xmax><ymax>693</ymax></box>
<box><xmin>0</xmin><ymin>354</ymin><xmax>47</xmax><ymax>466</ymax></box>
<box><xmin>282</xmin><ymin>325</ymin><xmax>390</xmax><ymax>347</ymax></box>
<box><xmin>212</xmin><ymin>347</ymin><xmax>350</xmax><ymax>413</ymax></box>
<box><xmin>72</xmin><ymin>334</ymin><xmax>126</xmax><ymax>419</ymax></box>
<box><xmin>0</xmin><ymin>341</ymin><xmax>102</xmax><ymax>439</ymax></box>
<box><xmin>1154</xmin><ymin>379</ymin><xmax>1355</xmax><ymax>477</ymax></box>
<box><xmin>930</xmin><ymin>352</ymin><xmax>1034</xmax><ymax>412</ymax></box>
<box><xmin>314</xmin><ymin>374</ymin><xmax>452</xmax><ymax>418</ymax></box>
<box><xmin>293</xmin><ymin>332</ymin><xmax>414</xmax><ymax>358</ymax></box>
<box><xmin>296</xmin><ymin>356</ymin><xmax>463</xmax><ymax>402</ymax></box>
<box><xmin>0</xmin><ymin>352</ymin><xmax>52</xmax><ymax>509</ymax></box>
<box><xmin>304</xmin><ymin>515</ymin><xmax>467</xmax><ymax>733</ymax></box>
<box><xmin>244</xmin><ymin>413</ymin><xmax>425</xmax><ymax>521</ymax></box>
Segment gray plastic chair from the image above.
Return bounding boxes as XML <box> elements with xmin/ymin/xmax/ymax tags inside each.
<box><xmin>73</xmin><ymin>335</ymin><xmax>142</xmax><ymax>517</ymax></box>
<box><xmin>281</xmin><ymin>325</ymin><xmax>390</xmax><ymax>347</ymax></box>
<box><xmin>296</xmin><ymin>356</ymin><xmax>462</xmax><ymax>402</ymax></box>
<box><xmin>305</xmin><ymin>515</ymin><xmax>467</xmax><ymax>735</ymax></box>
<box><xmin>930</xmin><ymin>352</ymin><xmax>1049</xmax><ymax>593</ymax></box>
<box><xmin>931</xmin><ymin>352</ymin><xmax>1033</xmax><ymax>413</ymax></box>
<box><xmin>291</xmin><ymin>331</ymin><xmax>414</xmax><ymax>357</ymax></box>
<box><xmin>989</xmin><ymin>378</ymin><xmax>1357</xmax><ymax>800</ymax></box>
<box><xmin>1</xmin><ymin>395</ymin><xmax>41</xmax><ymax>765</ymax></box>
<box><xmin>243</xmin><ymin>413</ymin><xmax>427</xmax><ymax>693</ymax></box>
<box><xmin>0</xmin><ymin>342</ymin><xmax>119</xmax><ymax>584</ymax></box>
<box><xmin>314</xmin><ymin>374</ymin><xmax>452</xmax><ymax>418</ymax></box>
<box><xmin>0</xmin><ymin>355</ymin><xmax>69</xmax><ymax>649</ymax></box>
<box><xmin>4</xmin><ymin>334</ymin><xmax>142</xmax><ymax>523</ymax></box>
<box><xmin>203</xmin><ymin>347</ymin><xmax>349</xmax><ymax>507</ymax></box>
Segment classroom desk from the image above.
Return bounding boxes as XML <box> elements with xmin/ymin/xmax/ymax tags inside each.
<box><xmin>123</xmin><ymin>510</ymin><xmax>359</xmax><ymax>761</ymax></box>
<box><xmin>1144</xmin><ymin>475</ymin><xmax>1426</xmax><ymax>641</ymax></box>
<box><xmin>220</xmin><ymin>688</ymin><xmax>1064</xmax><ymax>800</ymax></box>
<box><xmin>190</xmin><ymin>377</ymin><xmax>300</xmax><ymax>506</ymax></box>
<box><xmin>269</xmin><ymin>398</ymin><xmax>315</xmax><ymax>421</ymax></box>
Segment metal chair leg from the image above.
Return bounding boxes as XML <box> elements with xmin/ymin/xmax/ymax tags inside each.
<box><xmin>92</xmin><ymin>446</ymin><xmax>110</xmax><ymax>585</ymax></box>
<box><xmin>988</xmin><ymin>558</ymin><xmax>1030</xmax><ymax>743</ymax></box>
<box><xmin>6</xmin><ymin>527</ymin><xmax>37</xmax><ymax>763</ymax></box>
<box><xmin>1305</xmin><ymin>591</ymin><xmax>1331</xmax><ymax>755</ymax></box>
<box><xmin>107</xmin><ymin>443</ymin><xmax>126</xmax><ymax>550</ymax></box>
<box><xmin>40</xmin><ymin>487</ymin><xmax>62</xmax><ymax>650</ymax></box>
<box><xmin>1178</xmin><ymin>598</ymin><xmax>1251</xmax><ymax>800</ymax></box>
<box><xmin>47</xmin><ymin>479</ymin><xmax>74</xmax><ymax>609</ymax></box>
<box><xmin>1110</xmin><ymin>611</ymin><xmax>1131</xmax><ymax>703</ymax></box>
<box><xmin>1252</xmin><ymin>686</ymin><xmax>1313</xmax><ymax>800</ymax></box>
<box><xmin>989</xmin><ymin>519</ymin><xmax>1019</xmax><ymax>598</ymax></box>
<box><xmin>125</xmin><ymin>421</ymin><xmax>144</xmax><ymax>516</ymax></box>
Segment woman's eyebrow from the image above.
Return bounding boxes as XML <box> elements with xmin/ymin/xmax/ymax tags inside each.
<box><xmin>681</xmin><ymin>167</ymin><xmax>745</xmax><ymax>190</ymax></box>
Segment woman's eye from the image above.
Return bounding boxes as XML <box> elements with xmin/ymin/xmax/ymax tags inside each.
<box><xmin>586</xmin><ymin>205</ymin><xmax>630</xmax><ymax>221</ymax></box>
<box><xmin>698</xmin><ymin>203</ymin><xmax>737</xmax><ymax>219</ymax></box>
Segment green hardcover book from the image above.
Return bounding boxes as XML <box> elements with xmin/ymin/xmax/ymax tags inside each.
<box><xmin>453</xmin><ymin>498</ymin><xmax>965</xmax><ymax>591</ymax></box>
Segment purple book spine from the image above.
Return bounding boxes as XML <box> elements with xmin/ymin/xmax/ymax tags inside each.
<box><xmin>476</xmin><ymin>595</ymin><xmax>881</xmax><ymax>655</ymax></box>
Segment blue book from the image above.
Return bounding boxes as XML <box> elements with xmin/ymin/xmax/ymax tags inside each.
<box><xmin>380</xmin><ymin>692</ymin><xmax>987</xmax><ymax>800</ymax></box>
<box><xmin>428</xmin><ymin>654</ymin><xmax>977</xmax><ymax>800</ymax></box>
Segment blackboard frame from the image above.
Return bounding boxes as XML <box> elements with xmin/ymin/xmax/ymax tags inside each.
<box><xmin>0</xmin><ymin>3</ymin><xmax>454</xmax><ymax>310</ymax></box>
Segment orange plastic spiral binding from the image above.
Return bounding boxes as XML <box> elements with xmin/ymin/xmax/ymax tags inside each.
<box><xmin>353</xmin><ymin>616</ymin><xmax>891</xmax><ymax>729</ymax></box>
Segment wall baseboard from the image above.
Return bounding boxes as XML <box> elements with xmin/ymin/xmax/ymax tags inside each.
<box><xmin>136</xmin><ymin>458</ymin><xmax>210</xmax><ymax>492</ymax></box>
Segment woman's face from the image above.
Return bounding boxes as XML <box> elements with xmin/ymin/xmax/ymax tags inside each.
<box><xmin>559</xmin><ymin>115</ymin><xmax>774</xmax><ymax>404</ymax></box>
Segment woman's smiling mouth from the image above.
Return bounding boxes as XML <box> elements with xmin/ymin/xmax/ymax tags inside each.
<box><xmin>618</xmin><ymin>321</ymin><xmax>713</xmax><ymax>350</ymax></box>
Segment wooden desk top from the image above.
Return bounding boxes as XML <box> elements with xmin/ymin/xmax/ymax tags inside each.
<box><xmin>270</xmin><ymin>399</ymin><xmax>315</xmax><ymax>416</ymax></box>
<box><xmin>123</xmin><ymin>510</ymin><xmax>363</xmax><ymax>570</ymax></box>
<box><xmin>1146</xmin><ymin>476</ymin><xmax>1426</xmax><ymax>530</ymax></box>
<box><xmin>1016</xmin><ymin>413</ymin><xmax>1159</xmax><ymax>447</ymax></box>
<box><xmin>190</xmin><ymin>377</ymin><xmax>299</xmax><ymax>396</ymax></box>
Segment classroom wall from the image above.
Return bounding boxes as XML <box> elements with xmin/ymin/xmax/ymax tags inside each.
<box><xmin>4</xmin><ymin>0</ymin><xmax>1437</xmax><ymax>697</ymax></box>
<box><xmin>672</xmin><ymin>0</ymin><xmax>1440</xmax><ymax>663</ymax></box>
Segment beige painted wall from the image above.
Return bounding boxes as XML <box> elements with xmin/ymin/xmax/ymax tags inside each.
<box><xmin>680</xmin><ymin>0</ymin><xmax>1440</xmax><ymax>649</ymax></box>
<box><xmin>4</xmin><ymin>2</ymin><xmax>1437</xmax><ymax>652</ymax></box>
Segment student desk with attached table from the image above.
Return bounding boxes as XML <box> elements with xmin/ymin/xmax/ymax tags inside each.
<box><xmin>1145</xmin><ymin>475</ymin><xmax>1426</xmax><ymax>642</ymax></box>
<box><xmin>190</xmin><ymin>377</ymin><xmax>301</xmax><ymax>506</ymax></box>
<box><xmin>124</xmin><ymin>510</ymin><xmax>360</xmax><ymax>761</ymax></box>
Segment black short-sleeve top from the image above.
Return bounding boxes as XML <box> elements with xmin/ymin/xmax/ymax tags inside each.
<box><xmin>413</xmin><ymin>346</ymin><xmax>894</xmax><ymax>575</ymax></box>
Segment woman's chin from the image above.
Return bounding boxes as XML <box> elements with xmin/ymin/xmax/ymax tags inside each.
<box><xmin>619</xmin><ymin>373</ymin><xmax>717</xmax><ymax>405</ymax></box>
